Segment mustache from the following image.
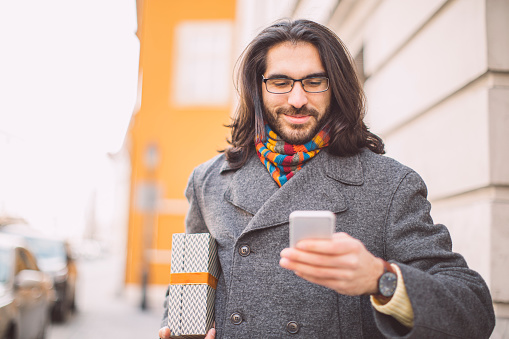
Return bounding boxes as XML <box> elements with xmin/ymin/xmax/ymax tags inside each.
<box><xmin>275</xmin><ymin>106</ymin><xmax>319</xmax><ymax>118</ymax></box>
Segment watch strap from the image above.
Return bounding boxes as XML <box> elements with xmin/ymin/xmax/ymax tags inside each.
<box><xmin>381</xmin><ymin>259</ymin><xmax>395</xmax><ymax>274</ymax></box>
<box><xmin>370</xmin><ymin>263</ymin><xmax>414</xmax><ymax>328</ymax></box>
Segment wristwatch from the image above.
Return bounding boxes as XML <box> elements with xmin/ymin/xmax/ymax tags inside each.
<box><xmin>374</xmin><ymin>260</ymin><xmax>397</xmax><ymax>301</ymax></box>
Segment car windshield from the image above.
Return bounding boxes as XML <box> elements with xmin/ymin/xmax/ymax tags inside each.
<box><xmin>0</xmin><ymin>247</ymin><xmax>12</xmax><ymax>283</ymax></box>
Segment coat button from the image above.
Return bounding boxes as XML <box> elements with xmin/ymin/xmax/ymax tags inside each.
<box><xmin>286</xmin><ymin>321</ymin><xmax>299</xmax><ymax>334</ymax></box>
<box><xmin>230</xmin><ymin>312</ymin><xmax>243</xmax><ymax>325</ymax></box>
<box><xmin>239</xmin><ymin>245</ymin><xmax>251</xmax><ymax>257</ymax></box>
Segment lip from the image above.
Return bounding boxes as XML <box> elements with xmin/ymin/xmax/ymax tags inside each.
<box><xmin>283</xmin><ymin>115</ymin><xmax>311</xmax><ymax>124</ymax></box>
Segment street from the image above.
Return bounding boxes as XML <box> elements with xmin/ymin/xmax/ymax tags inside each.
<box><xmin>47</xmin><ymin>254</ymin><xmax>164</xmax><ymax>339</ymax></box>
<box><xmin>44</xmin><ymin>252</ymin><xmax>509</xmax><ymax>339</ymax></box>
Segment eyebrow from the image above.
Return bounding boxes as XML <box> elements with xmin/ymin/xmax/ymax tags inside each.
<box><xmin>265</xmin><ymin>72</ymin><xmax>327</xmax><ymax>79</ymax></box>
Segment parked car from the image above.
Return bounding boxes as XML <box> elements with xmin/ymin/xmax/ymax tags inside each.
<box><xmin>0</xmin><ymin>234</ymin><xmax>56</xmax><ymax>339</ymax></box>
<box><xmin>0</xmin><ymin>225</ymin><xmax>78</xmax><ymax>323</ymax></box>
<box><xmin>24</xmin><ymin>236</ymin><xmax>77</xmax><ymax>322</ymax></box>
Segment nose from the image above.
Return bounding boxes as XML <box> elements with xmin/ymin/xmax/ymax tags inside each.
<box><xmin>287</xmin><ymin>81</ymin><xmax>308</xmax><ymax>109</ymax></box>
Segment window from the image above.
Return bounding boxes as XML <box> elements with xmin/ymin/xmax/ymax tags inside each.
<box><xmin>173</xmin><ymin>20</ymin><xmax>234</xmax><ymax>106</ymax></box>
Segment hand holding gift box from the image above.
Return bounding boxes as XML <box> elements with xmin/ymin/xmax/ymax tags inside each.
<box><xmin>167</xmin><ymin>233</ymin><xmax>219</xmax><ymax>339</ymax></box>
<box><xmin>159</xmin><ymin>327</ymin><xmax>215</xmax><ymax>339</ymax></box>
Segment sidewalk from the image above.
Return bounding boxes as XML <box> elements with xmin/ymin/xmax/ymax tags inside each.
<box><xmin>48</xmin><ymin>254</ymin><xmax>165</xmax><ymax>339</ymax></box>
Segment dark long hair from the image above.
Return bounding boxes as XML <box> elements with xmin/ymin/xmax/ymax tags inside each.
<box><xmin>224</xmin><ymin>19</ymin><xmax>385</xmax><ymax>169</ymax></box>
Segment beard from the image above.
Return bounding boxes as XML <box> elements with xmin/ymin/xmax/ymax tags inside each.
<box><xmin>263</xmin><ymin>105</ymin><xmax>329</xmax><ymax>145</ymax></box>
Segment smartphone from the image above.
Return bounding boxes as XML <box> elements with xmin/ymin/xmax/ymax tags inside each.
<box><xmin>289</xmin><ymin>210</ymin><xmax>335</xmax><ymax>247</ymax></box>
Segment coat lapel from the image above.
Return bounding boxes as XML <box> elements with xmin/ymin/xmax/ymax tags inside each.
<box><xmin>223</xmin><ymin>154</ymin><xmax>280</xmax><ymax>216</ymax></box>
<box><xmin>224</xmin><ymin>151</ymin><xmax>365</xmax><ymax>237</ymax></box>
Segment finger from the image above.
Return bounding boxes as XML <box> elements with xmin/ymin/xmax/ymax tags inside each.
<box><xmin>281</xmin><ymin>247</ymin><xmax>356</xmax><ymax>269</ymax></box>
<box><xmin>159</xmin><ymin>327</ymin><xmax>171</xmax><ymax>338</ymax></box>
<box><xmin>205</xmin><ymin>327</ymin><xmax>216</xmax><ymax>339</ymax></box>
<box><xmin>280</xmin><ymin>256</ymin><xmax>356</xmax><ymax>280</ymax></box>
<box><xmin>294</xmin><ymin>271</ymin><xmax>362</xmax><ymax>295</ymax></box>
<box><xmin>281</xmin><ymin>237</ymin><xmax>363</xmax><ymax>265</ymax></box>
<box><xmin>295</xmin><ymin>232</ymin><xmax>360</xmax><ymax>254</ymax></box>
<box><xmin>332</xmin><ymin>232</ymin><xmax>352</xmax><ymax>240</ymax></box>
<box><xmin>282</xmin><ymin>257</ymin><xmax>376</xmax><ymax>296</ymax></box>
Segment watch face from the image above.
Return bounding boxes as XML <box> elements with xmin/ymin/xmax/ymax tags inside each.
<box><xmin>379</xmin><ymin>272</ymin><xmax>397</xmax><ymax>297</ymax></box>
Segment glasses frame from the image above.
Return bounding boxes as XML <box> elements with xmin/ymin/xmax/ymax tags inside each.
<box><xmin>262</xmin><ymin>75</ymin><xmax>330</xmax><ymax>94</ymax></box>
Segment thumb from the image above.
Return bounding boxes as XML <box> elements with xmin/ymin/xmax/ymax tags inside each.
<box><xmin>159</xmin><ymin>327</ymin><xmax>171</xmax><ymax>338</ymax></box>
<box><xmin>205</xmin><ymin>327</ymin><xmax>216</xmax><ymax>339</ymax></box>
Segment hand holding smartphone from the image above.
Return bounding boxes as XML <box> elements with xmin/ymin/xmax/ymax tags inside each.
<box><xmin>289</xmin><ymin>210</ymin><xmax>335</xmax><ymax>247</ymax></box>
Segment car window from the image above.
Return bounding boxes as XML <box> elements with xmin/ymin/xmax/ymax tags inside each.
<box><xmin>0</xmin><ymin>247</ymin><xmax>12</xmax><ymax>283</ymax></box>
<box><xmin>25</xmin><ymin>237</ymin><xmax>66</xmax><ymax>260</ymax></box>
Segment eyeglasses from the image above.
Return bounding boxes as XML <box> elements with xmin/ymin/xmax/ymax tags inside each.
<box><xmin>262</xmin><ymin>75</ymin><xmax>329</xmax><ymax>94</ymax></box>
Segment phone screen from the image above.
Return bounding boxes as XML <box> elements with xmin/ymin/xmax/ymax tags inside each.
<box><xmin>289</xmin><ymin>210</ymin><xmax>335</xmax><ymax>247</ymax></box>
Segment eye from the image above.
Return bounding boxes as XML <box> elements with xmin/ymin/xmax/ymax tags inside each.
<box><xmin>304</xmin><ymin>78</ymin><xmax>325</xmax><ymax>87</ymax></box>
<box><xmin>270</xmin><ymin>79</ymin><xmax>292</xmax><ymax>87</ymax></box>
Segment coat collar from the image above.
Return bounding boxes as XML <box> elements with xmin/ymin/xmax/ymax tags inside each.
<box><xmin>223</xmin><ymin>150</ymin><xmax>364</xmax><ymax>236</ymax></box>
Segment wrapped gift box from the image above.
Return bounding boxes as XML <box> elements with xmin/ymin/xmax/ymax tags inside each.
<box><xmin>168</xmin><ymin>233</ymin><xmax>219</xmax><ymax>339</ymax></box>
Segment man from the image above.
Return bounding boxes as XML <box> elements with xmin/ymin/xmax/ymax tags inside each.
<box><xmin>159</xmin><ymin>19</ymin><xmax>495</xmax><ymax>338</ymax></box>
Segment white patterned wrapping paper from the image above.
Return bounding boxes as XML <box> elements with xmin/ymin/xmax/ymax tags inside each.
<box><xmin>183</xmin><ymin>233</ymin><xmax>220</xmax><ymax>278</ymax></box>
<box><xmin>170</xmin><ymin>233</ymin><xmax>186</xmax><ymax>274</ymax></box>
<box><xmin>168</xmin><ymin>234</ymin><xmax>186</xmax><ymax>335</ymax></box>
<box><xmin>168</xmin><ymin>285</ymin><xmax>184</xmax><ymax>336</ymax></box>
<box><xmin>168</xmin><ymin>233</ymin><xmax>219</xmax><ymax>339</ymax></box>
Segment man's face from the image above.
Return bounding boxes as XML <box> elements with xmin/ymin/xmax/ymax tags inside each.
<box><xmin>262</xmin><ymin>41</ymin><xmax>331</xmax><ymax>145</ymax></box>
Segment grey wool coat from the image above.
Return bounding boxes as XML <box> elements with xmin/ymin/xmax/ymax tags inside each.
<box><xmin>162</xmin><ymin>148</ymin><xmax>495</xmax><ymax>338</ymax></box>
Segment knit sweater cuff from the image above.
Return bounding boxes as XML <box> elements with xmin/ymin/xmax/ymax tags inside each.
<box><xmin>370</xmin><ymin>263</ymin><xmax>414</xmax><ymax>328</ymax></box>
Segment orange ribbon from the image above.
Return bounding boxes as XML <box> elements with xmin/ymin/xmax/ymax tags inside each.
<box><xmin>170</xmin><ymin>272</ymin><xmax>218</xmax><ymax>289</ymax></box>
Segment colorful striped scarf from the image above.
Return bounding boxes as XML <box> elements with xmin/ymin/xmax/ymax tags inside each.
<box><xmin>255</xmin><ymin>124</ymin><xmax>330</xmax><ymax>187</ymax></box>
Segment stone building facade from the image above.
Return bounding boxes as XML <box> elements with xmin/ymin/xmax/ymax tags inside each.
<box><xmin>234</xmin><ymin>0</ymin><xmax>509</xmax><ymax>336</ymax></box>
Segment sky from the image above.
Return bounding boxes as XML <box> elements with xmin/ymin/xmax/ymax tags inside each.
<box><xmin>0</xmin><ymin>0</ymin><xmax>139</xmax><ymax>239</ymax></box>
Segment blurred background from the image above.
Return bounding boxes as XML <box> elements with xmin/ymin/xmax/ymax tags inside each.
<box><xmin>0</xmin><ymin>0</ymin><xmax>508</xmax><ymax>338</ymax></box>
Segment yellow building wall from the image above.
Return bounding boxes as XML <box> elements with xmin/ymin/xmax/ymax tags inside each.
<box><xmin>126</xmin><ymin>0</ymin><xmax>236</xmax><ymax>285</ymax></box>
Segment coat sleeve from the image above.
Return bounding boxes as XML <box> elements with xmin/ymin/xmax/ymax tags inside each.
<box><xmin>184</xmin><ymin>169</ymin><xmax>209</xmax><ymax>234</ymax></box>
<box><xmin>160</xmin><ymin>169</ymin><xmax>209</xmax><ymax>329</ymax></box>
<box><xmin>374</xmin><ymin>170</ymin><xmax>495</xmax><ymax>339</ymax></box>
